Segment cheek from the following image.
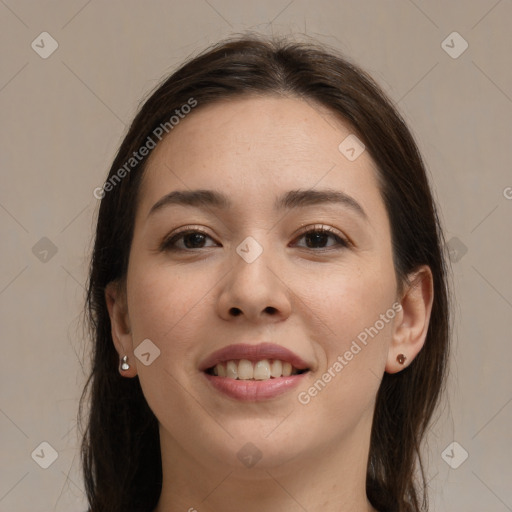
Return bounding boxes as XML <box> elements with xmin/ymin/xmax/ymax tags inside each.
<box><xmin>126</xmin><ymin>262</ymin><xmax>213</xmax><ymax>359</ymax></box>
<box><xmin>294</xmin><ymin>256</ymin><xmax>396</xmax><ymax>350</ymax></box>
<box><xmin>125</xmin><ymin>264</ymin><xmax>216</xmax><ymax>418</ymax></box>
<box><xmin>298</xmin><ymin>270</ymin><xmax>396</xmax><ymax>426</ymax></box>
<box><xmin>297</xmin><ymin>264</ymin><xmax>396</xmax><ymax>423</ymax></box>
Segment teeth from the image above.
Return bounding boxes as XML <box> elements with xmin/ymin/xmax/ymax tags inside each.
<box><xmin>254</xmin><ymin>360</ymin><xmax>271</xmax><ymax>380</ymax></box>
<box><xmin>217</xmin><ymin>363</ymin><xmax>226</xmax><ymax>377</ymax></box>
<box><xmin>226</xmin><ymin>360</ymin><xmax>238</xmax><ymax>379</ymax></box>
<box><xmin>211</xmin><ymin>359</ymin><xmax>303</xmax><ymax>380</ymax></box>
<box><xmin>282</xmin><ymin>361</ymin><xmax>292</xmax><ymax>377</ymax></box>
<box><xmin>238</xmin><ymin>359</ymin><xmax>253</xmax><ymax>380</ymax></box>
<box><xmin>270</xmin><ymin>360</ymin><xmax>282</xmax><ymax>378</ymax></box>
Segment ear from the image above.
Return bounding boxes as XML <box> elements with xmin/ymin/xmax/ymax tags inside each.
<box><xmin>385</xmin><ymin>265</ymin><xmax>434</xmax><ymax>374</ymax></box>
<box><xmin>105</xmin><ymin>280</ymin><xmax>137</xmax><ymax>378</ymax></box>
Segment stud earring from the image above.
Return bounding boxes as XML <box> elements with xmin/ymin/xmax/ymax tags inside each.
<box><xmin>396</xmin><ymin>353</ymin><xmax>407</xmax><ymax>365</ymax></box>
<box><xmin>120</xmin><ymin>355</ymin><xmax>130</xmax><ymax>371</ymax></box>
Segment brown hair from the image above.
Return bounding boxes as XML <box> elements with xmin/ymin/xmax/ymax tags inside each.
<box><xmin>80</xmin><ymin>33</ymin><xmax>451</xmax><ymax>512</ymax></box>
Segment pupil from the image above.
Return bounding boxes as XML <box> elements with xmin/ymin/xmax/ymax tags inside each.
<box><xmin>184</xmin><ymin>233</ymin><xmax>205</xmax><ymax>248</ymax></box>
<box><xmin>306</xmin><ymin>232</ymin><xmax>327</xmax><ymax>248</ymax></box>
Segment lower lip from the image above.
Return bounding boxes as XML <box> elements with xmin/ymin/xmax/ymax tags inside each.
<box><xmin>203</xmin><ymin>372</ymin><xmax>307</xmax><ymax>401</ymax></box>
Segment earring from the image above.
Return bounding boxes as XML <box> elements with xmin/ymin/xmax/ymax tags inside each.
<box><xmin>120</xmin><ymin>355</ymin><xmax>130</xmax><ymax>371</ymax></box>
<box><xmin>396</xmin><ymin>354</ymin><xmax>407</xmax><ymax>365</ymax></box>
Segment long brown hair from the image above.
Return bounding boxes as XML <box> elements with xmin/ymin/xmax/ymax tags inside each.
<box><xmin>80</xmin><ymin>33</ymin><xmax>451</xmax><ymax>512</ymax></box>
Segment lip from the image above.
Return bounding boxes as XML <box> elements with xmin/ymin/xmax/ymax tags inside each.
<box><xmin>203</xmin><ymin>372</ymin><xmax>307</xmax><ymax>401</ymax></box>
<box><xmin>198</xmin><ymin>342</ymin><xmax>310</xmax><ymax>372</ymax></box>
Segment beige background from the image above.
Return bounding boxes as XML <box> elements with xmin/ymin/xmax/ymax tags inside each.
<box><xmin>1</xmin><ymin>1</ymin><xmax>511</xmax><ymax>511</ymax></box>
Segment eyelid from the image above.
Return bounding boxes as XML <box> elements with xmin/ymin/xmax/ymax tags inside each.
<box><xmin>292</xmin><ymin>224</ymin><xmax>351</xmax><ymax>247</ymax></box>
<box><xmin>159</xmin><ymin>225</ymin><xmax>217</xmax><ymax>251</ymax></box>
<box><xmin>160</xmin><ymin>223</ymin><xmax>351</xmax><ymax>251</ymax></box>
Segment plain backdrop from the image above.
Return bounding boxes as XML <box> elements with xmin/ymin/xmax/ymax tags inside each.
<box><xmin>1</xmin><ymin>1</ymin><xmax>511</xmax><ymax>511</ymax></box>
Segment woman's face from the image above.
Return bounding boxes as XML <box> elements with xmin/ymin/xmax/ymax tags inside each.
<box><xmin>116</xmin><ymin>95</ymin><xmax>402</xmax><ymax>471</ymax></box>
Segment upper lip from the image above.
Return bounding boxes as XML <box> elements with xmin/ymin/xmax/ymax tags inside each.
<box><xmin>199</xmin><ymin>342</ymin><xmax>311</xmax><ymax>372</ymax></box>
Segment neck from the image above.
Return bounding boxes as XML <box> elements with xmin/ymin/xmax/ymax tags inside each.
<box><xmin>154</xmin><ymin>417</ymin><xmax>377</xmax><ymax>512</ymax></box>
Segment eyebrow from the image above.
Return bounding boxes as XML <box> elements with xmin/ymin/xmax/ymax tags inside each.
<box><xmin>147</xmin><ymin>188</ymin><xmax>368</xmax><ymax>221</ymax></box>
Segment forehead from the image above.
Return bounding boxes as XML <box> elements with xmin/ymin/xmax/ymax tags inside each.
<box><xmin>138</xmin><ymin>95</ymin><xmax>384</xmax><ymax>221</ymax></box>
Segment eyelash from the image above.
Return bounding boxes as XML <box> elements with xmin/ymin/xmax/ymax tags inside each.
<box><xmin>160</xmin><ymin>224</ymin><xmax>350</xmax><ymax>252</ymax></box>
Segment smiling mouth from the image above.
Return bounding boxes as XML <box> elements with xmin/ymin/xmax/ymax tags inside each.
<box><xmin>205</xmin><ymin>359</ymin><xmax>309</xmax><ymax>381</ymax></box>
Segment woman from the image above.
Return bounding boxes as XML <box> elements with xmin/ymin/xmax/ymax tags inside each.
<box><xmin>80</xmin><ymin>34</ymin><xmax>451</xmax><ymax>512</ymax></box>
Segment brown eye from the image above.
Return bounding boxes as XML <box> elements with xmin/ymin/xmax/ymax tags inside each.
<box><xmin>293</xmin><ymin>226</ymin><xmax>349</xmax><ymax>250</ymax></box>
<box><xmin>161</xmin><ymin>229</ymin><xmax>218</xmax><ymax>251</ymax></box>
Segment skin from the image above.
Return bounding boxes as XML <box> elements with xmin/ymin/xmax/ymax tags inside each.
<box><xmin>106</xmin><ymin>95</ymin><xmax>433</xmax><ymax>512</ymax></box>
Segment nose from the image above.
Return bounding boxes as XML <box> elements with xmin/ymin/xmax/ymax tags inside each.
<box><xmin>216</xmin><ymin>244</ymin><xmax>292</xmax><ymax>323</ymax></box>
